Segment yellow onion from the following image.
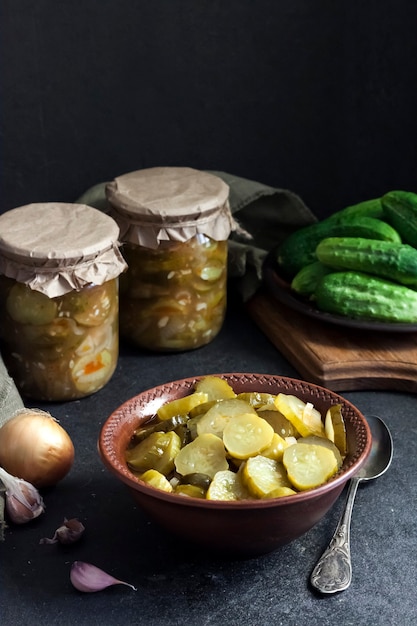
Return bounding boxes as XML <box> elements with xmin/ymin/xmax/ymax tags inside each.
<box><xmin>0</xmin><ymin>409</ymin><xmax>74</xmax><ymax>488</ymax></box>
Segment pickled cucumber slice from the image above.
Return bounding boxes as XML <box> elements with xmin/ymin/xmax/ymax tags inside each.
<box><xmin>265</xmin><ymin>486</ymin><xmax>297</xmax><ymax>499</ymax></box>
<box><xmin>257</xmin><ymin>408</ymin><xmax>299</xmax><ymax>438</ymax></box>
<box><xmin>196</xmin><ymin>398</ymin><xmax>257</xmax><ymax>439</ymax></box>
<box><xmin>140</xmin><ymin>469</ymin><xmax>173</xmax><ymax>492</ymax></box>
<box><xmin>297</xmin><ymin>435</ymin><xmax>343</xmax><ymax>468</ymax></box>
<box><xmin>194</xmin><ymin>376</ymin><xmax>237</xmax><ymax>400</ymax></box>
<box><xmin>196</xmin><ymin>262</ymin><xmax>224</xmax><ymax>282</ymax></box>
<box><xmin>21</xmin><ymin>317</ymin><xmax>85</xmax><ymax>350</ymax></box>
<box><xmin>237</xmin><ymin>392</ymin><xmax>276</xmax><ymax>408</ymax></box>
<box><xmin>325</xmin><ymin>404</ymin><xmax>348</xmax><ymax>457</ymax></box>
<box><xmin>185</xmin><ymin>415</ymin><xmax>201</xmax><ymax>440</ymax></box>
<box><xmin>274</xmin><ymin>394</ymin><xmax>325</xmax><ymax>438</ymax></box>
<box><xmin>174</xmin><ymin>433</ymin><xmax>228</xmax><ymax>478</ymax></box>
<box><xmin>283</xmin><ymin>442</ymin><xmax>339</xmax><ymax>491</ymax></box>
<box><xmin>179</xmin><ymin>472</ymin><xmax>212</xmax><ymax>491</ymax></box>
<box><xmin>6</xmin><ymin>283</ymin><xmax>57</xmax><ymax>325</ymax></box>
<box><xmin>63</xmin><ymin>283</ymin><xmax>114</xmax><ymax>327</ymax></box>
<box><xmin>174</xmin><ymin>484</ymin><xmax>206</xmax><ymax>498</ymax></box>
<box><xmin>223</xmin><ymin>413</ymin><xmax>274</xmax><ymax>460</ymax></box>
<box><xmin>188</xmin><ymin>400</ymin><xmax>217</xmax><ymax>419</ymax></box>
<box><xmin>259</xmin><ymin>432</ymin><xmax>291</xmax><ymax>461</ymax></box>
<box><xmin>242</xmin><ymin>455</ymin><xmax>292</xmax><ymax>498</ymax></box>
<box><xmin>132</xmin><ymin>415</ymin><xmax>189</xmax><ymax>443</ymax></box>
<box><xmin>206</xmin><ymin>470</ymin><xmax>251</xmax><ymax>501</ymax></box>
<box><xmin>126</xmin><ymin>430</ymin><xmax>182</xmax><ymax>475</ymax></box>
<box><xmin>157</xmin><ymin>392</ymin><xmax>208</xmax><ymax>420</ymax></box>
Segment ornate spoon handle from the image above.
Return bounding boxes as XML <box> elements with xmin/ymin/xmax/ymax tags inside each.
<box><xmin>310</xmin><ymin>477</ymin><xmax>360</xmax><ymax>594</ymax></box>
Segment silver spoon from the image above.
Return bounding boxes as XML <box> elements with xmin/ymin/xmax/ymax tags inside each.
<box><xmin>310</xmin><ymin>414</ymin><xmax>393</xmax><ymax>594</ymax></box>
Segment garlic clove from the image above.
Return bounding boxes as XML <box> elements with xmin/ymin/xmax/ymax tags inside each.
<box><xmin>0</xmin><ymin>466</ymin><xmax>45</xmax><ymax>524</ymax></box>
<box><xmin>70</xmin><ymin>561</ymin><xmax>137</xmax><ymax>593</ymax></box>
<box><xmin>40</xmin><ymin>518</ymin><xmax>85</xmax><ymax>545</ymax></box>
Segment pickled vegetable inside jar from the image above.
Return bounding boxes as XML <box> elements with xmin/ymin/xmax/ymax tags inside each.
<box><xmin>0</xmin><ymin>202</ymin><xmax>127</xmax><ymax>401</ymax></box>
<box><xmin>106</xmin><ymin>167</ymin><xmax>235</xmax><ymax>351</ymax></box>
<box><xmin>118</xmin><ymin>236</ymin><xmax>227</xmax><ymax>351</ymax></box>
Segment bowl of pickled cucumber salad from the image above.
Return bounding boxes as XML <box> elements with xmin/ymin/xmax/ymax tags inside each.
<box><xmin>98</xmin><ymin>373</ymin><xmax>371</xmax><ymax>556</ymax></box>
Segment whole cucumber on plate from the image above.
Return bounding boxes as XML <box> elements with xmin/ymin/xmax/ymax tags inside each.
<box><xmin>276</xmin><ymin>216</ymin><xmax>401</xmax><ymax>280</ymax></box>
<box><xmin>290</xmin><ymin>261</ymin><xmax>333</xmax><ymax>296</ymax></box>
<box><xmin>381</xmin><ymin>190</ymin><xmax>417</xmax><ymax>248</ymax></box>
<box><xmin>315</xmin><ymin>237</ymin><xmax>417</xmax><ymax>287</ymax></box>
<box><xmin>314</xmin><ymin>271</ymin><xmax>417</xmax><ymax>323</ymax></box>
<box><xmin>325</xmin><ymin>197</ymin><xmax>385</xmax><ymax>222</ymax></box>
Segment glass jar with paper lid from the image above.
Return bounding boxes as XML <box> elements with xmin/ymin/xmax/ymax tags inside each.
<box><xmin>0</xmin><ymin>202</ymin><xmax>127</xmax><ymax>401</ymax></box>
<box><xmin>106</xmin><ymin>167</ymin><xmax>234</xmax><ymax>351</ymax></box>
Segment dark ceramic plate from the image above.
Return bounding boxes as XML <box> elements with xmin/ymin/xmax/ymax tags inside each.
<box><xmin>263</xmin><ymin>251</ymin><xmax>417</xmax><ymax>333</ymax></box>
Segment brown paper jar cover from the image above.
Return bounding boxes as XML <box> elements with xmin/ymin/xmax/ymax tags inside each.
<box><xmin>106</xmin><ymin>167</ymin><xmax>234</xmax><ymax>249</ymax></box>
<box><xmin>105</xmin><ymin>167</ymin><xmax>233</xmax><ymax>351</ymax></box>
<box><xmin>0</xmin><ymin>202</ymin><xmax>127</xmax><ymax>297</ymax></box>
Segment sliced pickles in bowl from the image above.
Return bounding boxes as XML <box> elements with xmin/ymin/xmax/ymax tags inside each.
<box><xmin>98</xmin><ymin>373</ymin><xmax>371</xmax><ymax>557</ymax></box>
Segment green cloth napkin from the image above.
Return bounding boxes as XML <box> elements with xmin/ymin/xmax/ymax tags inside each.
<box><xmin>77</xmin><ymin>171</ymin><xmax>317</xmax><ymax>301</ymax></box>
<box><xmin>0</xmin><ymin>356</ymin><xmax>24</xmax><ymax>428</ymax></box>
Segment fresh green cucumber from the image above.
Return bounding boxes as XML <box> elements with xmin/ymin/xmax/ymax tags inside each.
<box><xmin>326</xmin><ymin>198</ymin><xmax>384</xmax><ymax>222</ymax></box>
<box><xmin>381</xmin><ymin>190</ymin><xmax>417</xmax><ymax>248</ymax></box>
<box><xmin>276</xmin><ymin>217</ymin><xmax>402</xmax><ymax>280</ymax></box>
<box><xmin>314</xmin><ymin>271</ymin><xmax>417</xmax><ymax>323</ymax></box>
<box><xmin>315</xmin><ymin>237</ymin><xmax>417</xmax><ymax>287</ymax></box>
<box><xmin>291</xmin><ymin>262</ymin><xmax>334</xmax><ymax>296</ymax></box>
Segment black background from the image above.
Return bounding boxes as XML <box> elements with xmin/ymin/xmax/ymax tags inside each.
<box><xmin>1</xmin><ymin>0</ymin><xmax>417</xmax><ymax>219</ymax></box>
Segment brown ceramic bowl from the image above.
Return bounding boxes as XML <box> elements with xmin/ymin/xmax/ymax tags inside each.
<box><xmin>98</xmin><ymin>373</ymin><xmax>371</xmax><ymax>557</ymax></box>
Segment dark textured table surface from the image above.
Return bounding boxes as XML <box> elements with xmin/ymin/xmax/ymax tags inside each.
<box><xmin>2</xmin><ymin>291</ymin><xmax>416</xmax><ymax>626</ymax></box>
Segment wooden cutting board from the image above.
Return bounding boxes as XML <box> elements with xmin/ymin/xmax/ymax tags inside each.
<box><xmin>247</xmin><ymin>288</ymin><xmax>417</xmax><ymax>393</ymax></box>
